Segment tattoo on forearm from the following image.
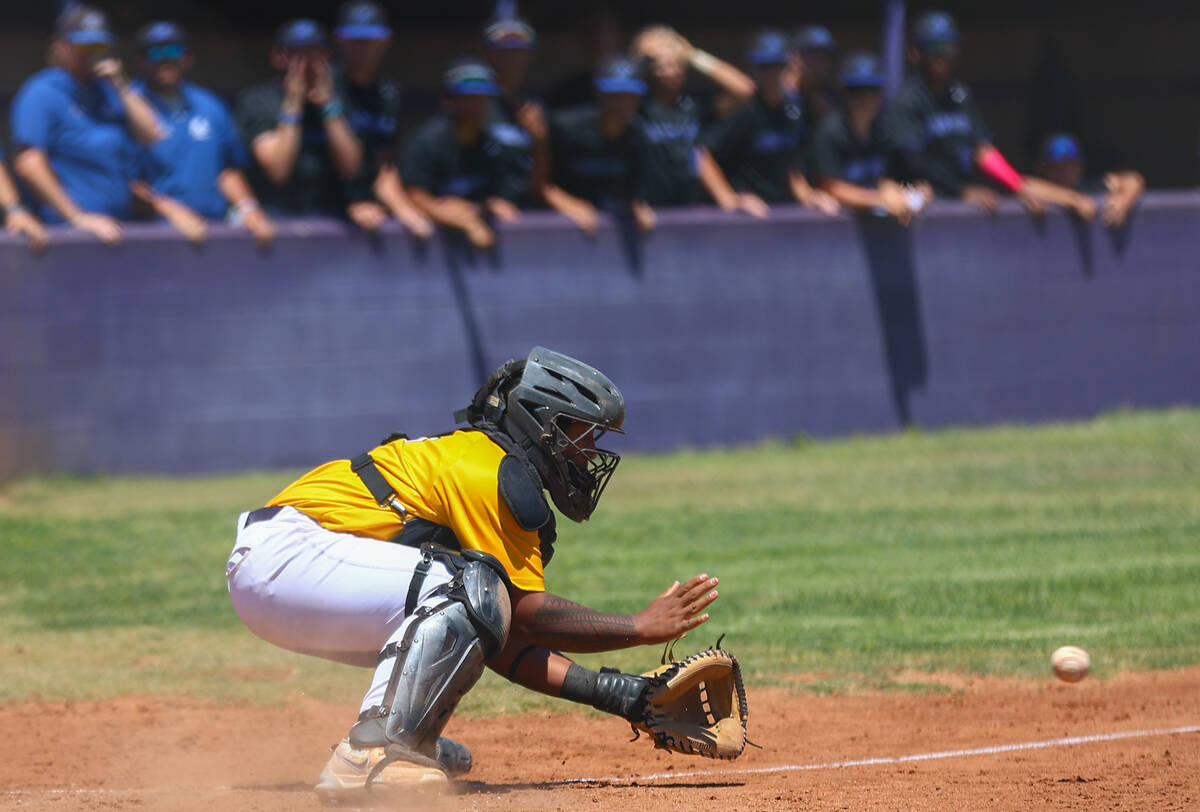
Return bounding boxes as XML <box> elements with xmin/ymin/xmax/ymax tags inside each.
<box><xmin>530</xmin><ymin>596</ymin><xmax>635</xmax><ymax>645</ymax></box>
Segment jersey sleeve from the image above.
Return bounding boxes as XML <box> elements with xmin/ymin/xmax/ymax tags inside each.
<box><xmin>11</xmin><ymin>79</ymin><xmax>57</xmax><ymax>151</ymax></box>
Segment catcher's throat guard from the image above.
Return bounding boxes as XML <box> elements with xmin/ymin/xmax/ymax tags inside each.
<box><xmin>630</xmin><ymin>640</ymin><xmax>751</xmax><ymax>760</ymax></box>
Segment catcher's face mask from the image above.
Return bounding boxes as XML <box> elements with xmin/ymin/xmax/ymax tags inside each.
<box><xmin>542</xmin><ymin>416</ymin><xmax>621</xmax><ymax>522</ymax></box>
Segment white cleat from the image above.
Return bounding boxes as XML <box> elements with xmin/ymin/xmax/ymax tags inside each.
<box><xmin>315</xmin><ymin>739</ymin><xmax>448</xmax><ymax>802</ymax></box>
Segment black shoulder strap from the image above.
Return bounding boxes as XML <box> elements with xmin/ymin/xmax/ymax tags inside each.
<box><xmin>350</xmin><ymin>452</ymin><xmax>409</xmax><ymax>521</ymax></box>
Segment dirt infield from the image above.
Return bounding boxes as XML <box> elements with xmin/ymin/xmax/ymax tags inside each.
<box><xmin>2</xmin><ymin>667</ymin><xmax>1197</xmax><ymax>811</ymax></box>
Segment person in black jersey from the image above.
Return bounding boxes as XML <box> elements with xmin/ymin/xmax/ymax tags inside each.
<box><xmin>786</xmin><ymin>25</ymin><xmax>839</xmax><ymax>126</ymax></box>
<box><xmin>401</xmin><ymin>59</ymin><xmax>512</xmax><ymax>249</ymax></box>
<box><xmin>333</xmin><ymin>1</ymin><xmax>432</xmax><ymax>237</ymax></box>
<box><xmin>703</xmin><ymin>30</ymin><xmax>838</xmax><ymax>216</ymax></box>
<box><xmin>539</xmin><ymin>55</ymin><xmax>655</xmax><ymax>234</ymax></box>
<box><xmin>630</xmin><ymin>24</ymin><xmax>762</xmax><ymax>216</ymax></box>
<box><xmin>809</xmin><ymin>51</ymin><xmax>930</xmax><ymax>223</ymax></box>
<box><xmin>235</xmin><ymin>19</ymin><xmax>363</xmax><ymax>216</ymax></box>
<box><xmin>886</xmin><ymin>10</ymin><xmax>1042</xmax><ymax>214</ymax></box>
<box><xmin>482</xmin><ymin>17</ymin><xmax>543</xmax><ymax>213</ymax></box>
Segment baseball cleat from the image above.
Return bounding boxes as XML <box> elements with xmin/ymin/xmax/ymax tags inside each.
<box><xmin>434</xmin><ymin>736</ymin><xmax>473</xmax><ymax>777</ymax></box>
<box><xmin>315</xmin><ymin>739</ymin><xmax>447</xmax><ymax>801</ymax></box>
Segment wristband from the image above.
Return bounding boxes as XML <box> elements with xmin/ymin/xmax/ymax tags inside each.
<box><xmin>277</xmin><ymin>109</ymin><xmax>302</xmax><ymax>126</ymax></box>
<box><xmin>3</xmin><ymin>203</ymin><xmax>27</xmax><ymax>217</ymax></box>
<box><xmin>321</xmin><ymin>100</ymin><xmax>344</xmax><ymax>121</ymax></box>
<box><xmin>233</xmin><ymin>198</ymin><xmax>260</xmax><ymax>216</ymax></box>
<box><xmin>689</xmin><ymin>49</ymin><xmax>718</xmax><ymax>73</ymax></box>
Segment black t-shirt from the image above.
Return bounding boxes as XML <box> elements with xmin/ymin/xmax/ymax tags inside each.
<box><xmin>549</xmin><ymin>105</ymin><xmax>646</xmax><ymax>210</ymax></box>
<box><xmin>885</xmin><ymin>74</ymin><xmax>990</xmax><ymax>197</ymax></box>
<box><xmin>809</xmin><ymin>110</ymin><xmax>893</xmax><ymax>188</ymax></box>
<box><xmin>703</xmin><ymin>91</ymin><xmax>810</xmax><ymax>203</ymax></box>
<box><xmin>636</xmin><ymin>95</ymin><xmax>702</xmax><ymax>206</ymax></box>
<box><xmin>234</xmin><ymin>81</ymin><xmax>344</xmax><ymax>215</ymax></box>
<box><xmin>401</xmin><ymin>114</ymin><xmax>502</xmax><ymax>202</ymax></box>
<box><xmin>486</xmin><ymin>95</ymin><xmax>536</xmax><ymax>206</ymax></box>
<box><xmin>338</xmin><ymin>69</ymin><xmax>402</xmax><ymax>204</ymax></box>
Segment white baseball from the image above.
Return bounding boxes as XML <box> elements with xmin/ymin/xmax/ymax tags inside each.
<box><xmin>1051</xmin><ymin>645</ymin><xmax>1090</xmax><ymax>683</ymax></box>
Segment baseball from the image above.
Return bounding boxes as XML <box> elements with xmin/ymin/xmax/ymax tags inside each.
<box><xmin>1051</xmin><ymin>646</ymin><xmax>1090</xmax><ymax>683</ymax></box>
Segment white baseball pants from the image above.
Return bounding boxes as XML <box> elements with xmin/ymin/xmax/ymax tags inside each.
<box><xmin>226</xmin><ymin>506</ymin><xmax>455</xmax><ymax>714</ymax></box>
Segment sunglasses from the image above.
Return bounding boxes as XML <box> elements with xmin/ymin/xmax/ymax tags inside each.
<box><xmin>145</xmin><ymin>43</ymin><xmax>186</xmax><ymax>62</ymax></box>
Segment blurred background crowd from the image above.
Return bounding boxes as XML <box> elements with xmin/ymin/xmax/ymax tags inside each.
<box><xmin>0</xmin><ymin>1</ymin><xmax>1161</xmax><ymax>251</ymax></box>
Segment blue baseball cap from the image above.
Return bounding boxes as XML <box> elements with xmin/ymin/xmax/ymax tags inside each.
<box><xmin>747</xmin><ymin>30</ymin><xmax>790</xmax><ymax>66</ymax></box>
<box><xmin>912</xmin><ymin>11</ymin><xmax>961</xmax><ymax>47</ymax></box>
<box><xmin>136</xmin><ymin>21</ymin><xmax>188</xmax><ymax>51</ymax></box>
<box><xmin>840</xmin><ymin>50</ymin><xmax>885</xmax><ymax>88</ymax></box>
<box><xmin>56</xmin><ymin>6</ymin><xmax>115</xmax><ymax>46</ymax></box>
<box><xmin>1040</xmin><ymin>133</ymin><xmax>1083</xmax><ymax>163</ymax></box>
<box><xmin>444</xmin><ymin>59</ymin><xmax>500</xmax><ymax>96</ymax></box>
<box><xmin>276</xmin><ymin>19</ymin><xmax>328</xmax><ymax>49</ymax></box>
<box><xmin>594</xmin><ymin>55</ymin><xmax>647</xmax><ymax>95</ymax></box>
<box><xmin>484</xmin><ymin>17</ymin><xmax>537</xmax><ymax>50</ymax></box>
<box><xmin>336</xmin><ymin>1</ymin><xmax>391</xmax><ymax>40</ymax></box>
<box><xmin>792</xmin><ymin>25</ymin><xmax>836</xmax><ymax>53</ymax></box>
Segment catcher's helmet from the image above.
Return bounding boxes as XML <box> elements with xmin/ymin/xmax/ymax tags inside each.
<box><xmin>461</xmin><ymin>347</ymin><xmax>624</xmax><ymax>522</ymax></box>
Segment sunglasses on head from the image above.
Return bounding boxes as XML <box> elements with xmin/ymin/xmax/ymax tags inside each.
<box><xmin>145</xmin><ymin>43</ymin><xmax>186</xmax><ymax>62</ymax></box>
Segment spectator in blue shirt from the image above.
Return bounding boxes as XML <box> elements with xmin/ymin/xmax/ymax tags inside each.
<box><xmin>10</xmin><ymin>6</ymin><xmax>163</xmax><ymax>245</ymax></box>
<box><xmin>0</xmin><ymin>148</ymin><xmax>48</xmax><ymax>251</ymax></box>
<box><xmin>131</xmin><ymin>21</ymin><xmax>274</xmax><ymax>246</ymax></box>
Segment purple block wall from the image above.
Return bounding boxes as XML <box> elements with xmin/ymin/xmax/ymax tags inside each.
<box><xmin>2</xmin><ymin>193</ymin><xmax>1199</xmax><ymax>477</ymax></box>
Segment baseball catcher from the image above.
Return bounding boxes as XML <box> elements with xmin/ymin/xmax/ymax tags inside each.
<box><xmin>226</xmin><ymin>347</ymin><xmax>746</xmax><ymax>802</ymax></box>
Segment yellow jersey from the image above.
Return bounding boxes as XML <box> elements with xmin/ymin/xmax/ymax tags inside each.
<box><xmin>268</xmin><ymin>429</ymin><xmax>548</xmax><ymax>591</ymax></box>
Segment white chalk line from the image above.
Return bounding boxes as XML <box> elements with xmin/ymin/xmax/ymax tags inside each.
<box><xmin>550</xmin><ymin>724</ymin><xmax>1200</xmax><ymax>786</ymax></box>
<box><xmin>3</xmin><ymin>724</ymin><xmax>1197</xmax><ymax>796</ymax></box>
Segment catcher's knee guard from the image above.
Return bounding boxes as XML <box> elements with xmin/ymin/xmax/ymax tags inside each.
<box><xmin>351</xmin><ymin>553</ymin><xmax>511</xmax><ymax>758</ymax></box>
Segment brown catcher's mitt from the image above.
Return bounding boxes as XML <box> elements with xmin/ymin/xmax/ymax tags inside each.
<box><xmin>631</xmin><ymin>639</ymin><xmax>751</xmax><ymax>759</ymax></box>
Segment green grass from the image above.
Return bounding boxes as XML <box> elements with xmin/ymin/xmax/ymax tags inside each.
<box><xmin>2</xmin><ymin>408</ymin><xmax>1198</xmax><ymax>715</ymax></box>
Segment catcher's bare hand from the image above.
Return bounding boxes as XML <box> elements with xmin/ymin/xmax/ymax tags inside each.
<box><xmin>635</xmin><ymin>573</ymin><xmax>719</xmax><ymax>645</ymax></box>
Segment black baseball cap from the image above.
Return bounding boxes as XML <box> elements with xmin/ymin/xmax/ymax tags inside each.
<box><xmin>336</xmin><ymin>1</ymin><xmax>391</xmax><ymax>40</ymax></box>
<box><xmin>593</xmin><ymin>55</ymin><xmax>647</xmax><ymax>95</ymax></box>
<box><xmin>912</xmin><ymin>11</ymin><xmax>960</xmax><ymax>47</ymax></box>
<box><xmin>136</xmin><ymin>21</ymin><xmax>188</xmax><ymax>51</ymax></box>
<box><xmin>747</xmin><ymin>30</ymin><xmax>790</xmax><ymax>66</ymax></box>
<box><xmin>484</xmin><ymin>17</ymin><xmax>536</xmax><ymax>50</ymax></box>
<box><xmin>840</xmin><ymin>51</ymin><xmax>886</xmax><ymax>89</ymax></box>
<box><xmin>444</xmin><ymin>59</ymin><xmax>500</xmax><ymax>96</ymax></box>
<box><xmin>276</xmin><ymin>19</ymin><xmax>328</xmax><ymax>49</ymax></box>
<box><xmin>55</xmin><ymin>5</ymin><xmax>115</xmax><ymax>46</ymax></box>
